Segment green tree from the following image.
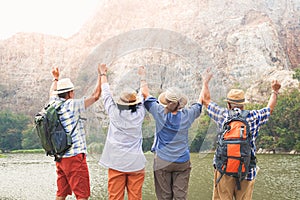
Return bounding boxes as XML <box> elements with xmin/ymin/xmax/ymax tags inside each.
<box><xmin>190</xmin><ymin>114</ymin><xmax>211</xmax><ymax>152</ymax></box>
<box><xmin>85</xmin><ymin>123</ymin><xmax>107</xmax><ymax>154</ymax></box>
<box><xmin>0</xmin><ymin>110</ymin><xmax>30</xmax><ymax>151</ymax></box>
<box><xmin>272</xmin><ymin>89</ymin><xmax>300</xmax><ymax>151</ymax></box>
<box><xmin>292</xmin><ymin>67</ymin><xmax>300</xmax><ymax>81</ymax></box>
<box><xmin>142</xmin><ymin>114</ymin><xmax>156</xmax><ymax>152</ymax></box>
<box><xmin>247</xmin><ymin>89</ymin><xmax>300</xmax><ymax>152</ymax></box>
<box><xmin>22</xmin><ymin>124</ymin><xmax>41</xmax><ymax>149</ymax></box>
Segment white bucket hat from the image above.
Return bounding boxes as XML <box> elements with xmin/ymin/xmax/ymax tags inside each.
<box><xmin>53</xmin><ymin>78</ymin><xmax>75</xmax><ymax>94</ymax></box>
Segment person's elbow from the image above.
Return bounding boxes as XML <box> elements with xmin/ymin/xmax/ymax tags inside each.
<box><xmin>94</xmin><ymin>95</ymin><xmax>100</xmax><ymax>102</ymax></box>
<box><xmin>269</xmin><ymin>107</ymin><xmax>274</xmax><ymax>115</ymax></box>
<box><xmin>199</xmin><ymin>95</ymin><xmax>210</xmax><ymax>108</ymax></box>
<box><xmin>202</xmin><ymin>99</ymin><xmax>210</xmax><ymax>108</ymax></box>
<box><xmin>84</xmin><ymin>95</ymin><xmax>100</xmax><ymax>109</ymax></box>
<box><xmin>93</xmin><ymin>89</ymin><xmax>102</xmax><ymax>102</ymax></box>
<box><xmin>141</xmin><ymin>91</ymin><xmax>150</xmax><ymax>99</ymax></box>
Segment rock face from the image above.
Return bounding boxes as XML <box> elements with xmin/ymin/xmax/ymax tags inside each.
<box><xmin>0</xmin><ymin>0</ymin><xmax>299</xmax><ymax>116</ymax></box>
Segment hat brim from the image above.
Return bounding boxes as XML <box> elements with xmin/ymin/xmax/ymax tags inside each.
<box><xmin>158</xmin><ymin>92</ymin><xmax>188</xmax><ymax>109</ymax></box>
<box><xmin>224</xmin><ymin>99</ymin><xmax>247</xmax><ymax>105</ymax></box>
<box><xmin>116</xmin><ymin>96</ymin><xmax>142</xmax><ymax>106</ymax></box>
<box><xmin>53</xmin><ymin>87</ymin><xmax>74</xmax><ymax>95</ymax></box>
<box><xmin>158</xmin><ymin>92</ymin><xmax>168</xmax><ymax>107</ymax></box>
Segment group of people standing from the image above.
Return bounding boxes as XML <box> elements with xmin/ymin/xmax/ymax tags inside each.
<box><xmin>49</xmin><ymin>63</ymin><xmax>281</xmax><ymax>200</ymax></box>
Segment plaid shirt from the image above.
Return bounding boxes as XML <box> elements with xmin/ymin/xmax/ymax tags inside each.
<box><xmin>207</xmin><ymin>102</ymin><xmax>271</xmax><ymax>180</ymax></box>
<box><xmin>50</xmin><ymin>96</ymin><xmax>87</xmax><ymax>157</ymax></box>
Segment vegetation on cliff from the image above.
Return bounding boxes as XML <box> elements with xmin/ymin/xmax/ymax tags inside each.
<box><xmin>1</xmin><ymin>87</ymin><xmax>299</xmax><ymax>153</ymax></box>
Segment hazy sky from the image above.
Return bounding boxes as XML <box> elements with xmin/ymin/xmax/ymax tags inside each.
<box><xmin>0</xmin><ymin>0</ymin><xmax>99</xmax><ymax>40</ymax></box>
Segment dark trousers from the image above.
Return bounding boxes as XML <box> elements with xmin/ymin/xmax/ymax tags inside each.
<box><xmin>153</xmin><ymin>156</ymin><xmax>191</xmax><ymax>200</ymax></box>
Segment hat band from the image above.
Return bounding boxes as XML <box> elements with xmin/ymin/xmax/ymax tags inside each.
<box><xmin>120</xmin><ymin>97</ymin><xmax>137</xmax><ymax>103</ymax></box>
<box><xmin>227</xmin><ymin>98</ymin><xmax>245</xmax><ymax>103</ymax></box>
<box><xmin>57</xmin><ymin>87</ymin><xmax>73</xmax><ymax>92</ymax></box>
<box><xmin>165</xmin><ymin>95</ymin><xmax>179</xmax><ymax>102</ymax></box>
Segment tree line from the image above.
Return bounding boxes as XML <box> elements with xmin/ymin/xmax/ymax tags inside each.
<box><xmin>0</xmin><ymin>87</ymin><xmax>299</xmax><ymax>153</ymax></box>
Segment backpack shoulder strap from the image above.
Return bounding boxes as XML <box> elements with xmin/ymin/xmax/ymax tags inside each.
<box><xmin>228</xmin><ymin>110</ymin><xmax>235</xmax><ymax>119</ymax></box>
<box><xmin>239</xmin><ymin>110</ymin><xmax>251</xmax><ymax>138</ymax></box>
<box><xmin>240</xmin><ymin>110</ymin><xmax>249</xmax><ymax>119</ymax></box>
<box><xmin>69</xmin><ymin>118</ymin><xmax>80</xmax><ymax>135</ymax></box>
<box><xmin>54</xmin><ymin>100</ymin><xmax>79</xmax><ymax>135</ymax></box>
<box><xmin>55</xmin><ymin>100</ymin><xmax>65</xmax><ymax>111</ymax></box>
<box><xmin>222</xmin><ymin>110</ymin><xmax>237</xmax><ymax>127</ymax></box>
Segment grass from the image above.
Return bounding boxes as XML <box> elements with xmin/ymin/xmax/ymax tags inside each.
<box><xmin>10</xmin><ymin>149</ymin><xmax>45</xmax><ymax>154</ymax></box>
<box><xmin>0</xmin><ymin>149</ymin><xmax>45</xmax><ymax>158</ymax></box>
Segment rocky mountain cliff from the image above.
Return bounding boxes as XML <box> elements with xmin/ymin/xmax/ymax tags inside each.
<box><xmin>0</xmin><ymin>0</ymin><xmax>299</xmax><ymax>119</ymax></box>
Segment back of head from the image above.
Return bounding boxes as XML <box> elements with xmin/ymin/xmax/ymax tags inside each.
<box><xmin>54</xmin><ymin>78</ymin><xmax>75</xmax><ymax>99</ymax></box>
<box><xmin>117</xmin><ymin>88</ymin><xmax>142</xmax><ymax>113</ymax></box>
<box><xmin>158</xmin><ymin>87</ymin><xmax>188</xmax><ymax>113</ymax></box>
<box><xmin>225</xmin><ymin>89</ymin><xmax>246</xmax><ymax>110</ymax></box>
<box><xmin>54</xmin><ymin>78</ymin><xmax>75</xmax><ymax>94</ymax></box>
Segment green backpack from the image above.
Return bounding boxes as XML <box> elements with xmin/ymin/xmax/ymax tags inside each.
<box><xmin>34</xmin><ymin>101</ymin><xmax>77</xmax><ymax>162</ymax></box>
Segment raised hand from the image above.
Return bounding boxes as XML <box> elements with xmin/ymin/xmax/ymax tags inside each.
<box><xmin>98</xmin><ymin>63</ymin><xmax>107</xmax><ymax>75</ymax></box>
<box><xmin>271</xmin><ymin>80</ymin><xmax>281</xmax><ymax>93</ymax></box>
<box><xmin>201</xmin><ymin>68</ymin><xmax>213</xmax><ymax>84</ymax></box>
<box><xmin>138</xmin><ymin>66</ymin><xmax>146</xmax><ymax>77</ymax></box>
<box><xmin>52</xmin><ymin>67</ymin><xmax>59</xmax><ymax>79</ymax></box>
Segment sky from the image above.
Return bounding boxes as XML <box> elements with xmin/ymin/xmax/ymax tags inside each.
<box><xmin>0</xmin><ymin>0</ymin><xmax>100</xmax><ymax>40</ymax></box>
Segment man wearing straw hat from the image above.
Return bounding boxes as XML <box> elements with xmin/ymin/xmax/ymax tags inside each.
<box><xmin>139</xmin><ymin>66</ymin><xmax>203</xmax><ymax>200</ymax></box>
<box><xmin>200</xmin><ymin>69</ymin><xmax>281</xmax><ymax>200</ymax></box>
<box><xmin>49</xmin><ymin>64</ymin><xmax>103</xmax><ymax>200</ymax></box>
<box><xmin>98</xmin><ymin>64</ymin><xmax>146</xmax><ymax>200</ymax></box>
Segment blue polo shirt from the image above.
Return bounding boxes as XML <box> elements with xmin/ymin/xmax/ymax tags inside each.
<box><xmin>144</xmin><ymin>96</ymin><xmax>202</xmax><ymax>163</ymax></box>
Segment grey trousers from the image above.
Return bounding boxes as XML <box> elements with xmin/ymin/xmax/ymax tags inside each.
<box><xmin>153</xmin><ymin>156</ymin><xmax>191</xmax><ymax>200</ymax></box>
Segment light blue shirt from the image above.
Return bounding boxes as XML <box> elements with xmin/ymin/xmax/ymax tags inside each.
<box><xmin>144</xmin><ymin>96</ymin><xmax>202</xmax><ymax>163</ymax></box>
<box><xmin>99</xmin><ymin>83</ymin><xmax>146</xmax><ymax>172</ymax></box>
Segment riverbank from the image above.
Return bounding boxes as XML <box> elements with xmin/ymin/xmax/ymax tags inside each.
<box><xmin>1</xmin><ymin>153</ymin><xmax>299</xmax><ymax>200</ymax></box>
<box><xmin>198</xmin><ymin>149</ymin><xmax>299</xmax><ymax>155</ymax></box>
<box><xmin>256</xmin><ymin>148</ymin><xmax>299</xmax><ymax>154</ymax></box>
<box><xmin>1</xmin><ymin>147</ymin><xmax>298</xmax><ymax>156</ymax></box>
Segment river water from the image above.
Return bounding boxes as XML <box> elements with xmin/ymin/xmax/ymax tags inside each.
<box><xmin>0</xmin><ymin>153</ymin><xmax>299</xmax><ymax>200</ymax></box>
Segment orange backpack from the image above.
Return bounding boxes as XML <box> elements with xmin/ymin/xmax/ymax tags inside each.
<box><xmin>215</xmin><ymin>110</ymin><xmax>254</xmax><ymax>190</ymax></box>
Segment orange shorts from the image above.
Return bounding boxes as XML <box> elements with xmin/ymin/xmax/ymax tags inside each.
<box><xmin>108</xmin><ymin>168</ymin><xmax>145</xmax><ymax>200</ymax></box>
<box><xmin>56</xmin><ymin>153</ymin><xmax>90</xmax><ymax>199</ymax></box>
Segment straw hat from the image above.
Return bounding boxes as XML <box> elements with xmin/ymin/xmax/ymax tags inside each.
<box><xmin>224</xmin><ymin>89</ymin><xmax>246</xmax><ymax>104</ymax></box>
<box><xmin>158</xmin><ymin>87</ymin><xmax>188</xmax><ymax>109</ymax></box>
<box><xmin>117</xmin><ymin>89</ymin><xmax>142</xmax><ymax>106</ymax></box>
<box><xmin>53</xmin><ymin>78</ymin><xmax>75</xmax><ymax>94</ymax></box>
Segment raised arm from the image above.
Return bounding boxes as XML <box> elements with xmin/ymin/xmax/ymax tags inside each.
<box><xmin>199</xmin><ymin>68</ymin><xmax>213</xmax><ymax>107</ymax></box>
<box><xmin>138</xmin><ymin>66</ymin><xmax>150</xmax><ymax>99</ymax></box>
<box><xmin>49</xmin><ymin>67</ymin><xmax>59</xmax><ymax>98</ymax></box>
<box><xmin>99</xmin><ymin>63</ymin><xmax>108</xmax><ymax>86</ymax></box>
<box><xmin>84</xmin><ymin>63</ymin><xmax>103</xmax><ymax>108</ymax></box>
<box><xmin>267</xmin><ymin>80</ymin><xmax>281</xmax><ymax>114</ymax></box>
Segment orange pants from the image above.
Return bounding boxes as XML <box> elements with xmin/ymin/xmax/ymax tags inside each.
<box><xmin>108</xmin><ymin>168</ymin><xmax>145</xmax><ymax>200</ymax></box>
<box><xmin>213</xmin><ymin>170</ymin><xmax>255</xmax><ymax>200</ymax></box>
<box><xmin>56</xmin><ymin>153</ymin><xmax>90</xmax><ymax>199</ymax></box>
